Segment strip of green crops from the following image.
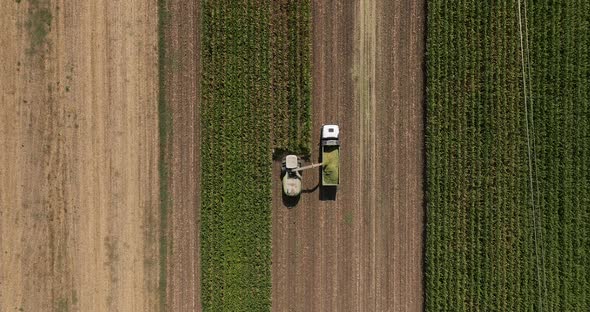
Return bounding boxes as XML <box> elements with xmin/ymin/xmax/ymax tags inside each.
<box><xmin>201</xmin><ymin>1</ymin><xmax>311</xmax><ymax>310</ymax></box>
<box><xmin>426</xmin><ymin>1</ymin><xmax>589</xmax><ymax>311</ymax></box>
<box><xmin>201</xmin><ymin>1</ymin><xmax>272</xmax><ymax>309</ymax></box>
<box><xmin>270</xmin><ymin>0</ymin><xmax>312</xmax><ymax>156</ymax></box>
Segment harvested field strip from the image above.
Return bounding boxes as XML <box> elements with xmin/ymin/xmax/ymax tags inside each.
<box><xmin>201</xmin><ymin>0</ymin><xmax>272</xmax><ymax>310</ymax></box>
<box><xmin>157</xmin><ymin>0</ymin><xmax>172</xmax><ymax>310</ymax></box>
<box><xmin>270</xmin><ymin>0</ymin><xmax>312</xmax><ymax>156</ymax></box>
<box><xmin>426</xmin><ymin>0</ymin><xmax>589</xmax><ymax>310</ymax></box>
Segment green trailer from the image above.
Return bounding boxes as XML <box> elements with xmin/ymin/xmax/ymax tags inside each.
<box><xmin>321</xmin><ymin>125</ymin><xmax>340</xmax><ymax>186</ymax></box>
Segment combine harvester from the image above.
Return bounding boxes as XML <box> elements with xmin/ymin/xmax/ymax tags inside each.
<box><xmin>282</xmin><ymin>125</ymin><xmax>340</xmax><ymax>197</ymax></box>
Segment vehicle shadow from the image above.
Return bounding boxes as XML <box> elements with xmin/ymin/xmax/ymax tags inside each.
<box><xmin>302</xmin><ymin>182</ymin><xmax>320</xmax><ymax>194</ymax></box>
<box><xmin>282</xmin><ymin>192</ymin><xmax>300</xmax><ymax>208</ymax></box>
<box><xmin>319</xmin><ymin>186</ymin><xmax>337</xmax><ymax>201</ymax></box>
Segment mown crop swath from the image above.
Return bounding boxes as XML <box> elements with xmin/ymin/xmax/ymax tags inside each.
<box><xmin>201</xmin><ymin>0</ymin><xmax>311</xmax><ymax>310</ymax></box>
<box><xmin>426</xmin><ymin>0</ymin><xmax>589</xmax><ymax>310</ymax></box>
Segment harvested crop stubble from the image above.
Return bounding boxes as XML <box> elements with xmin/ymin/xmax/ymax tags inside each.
<box><xmin>426</xmin><ymin>0</ymin><xmax>589</xmax><ymax>311</ymax></box>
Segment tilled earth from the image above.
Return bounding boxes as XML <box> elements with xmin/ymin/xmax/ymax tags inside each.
<box><xmin>0</xmin><ymin>0</ymin><xmax>159</xmax><ymax>311</ymax></box>
<box><xmin>161</xmin><ymin>0</ymin><xmax>201</xmax><ymax>311</ymax></box>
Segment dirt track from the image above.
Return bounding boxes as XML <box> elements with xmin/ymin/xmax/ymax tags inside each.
<box><xmin>162</xmin><ymin>0</ymin><xmax>201</xmax><ymax>311</ymax></box>
<box><xmin>272</xmin><ymin>0</ymin><xmax>425</xmax><ymax>310</ymax></box>
<box><xmin>0</xmin><ymin>1</ymin><xmax>159</xmax><ymax>311</ymax></box>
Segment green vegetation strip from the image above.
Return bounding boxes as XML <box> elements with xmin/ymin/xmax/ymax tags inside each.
<box><xmin>270</xmin><ymin>0</ymin><xmax>312</xmax><ymax>156</ymax></box>
<box><xmin>201</xmin><ymin>0</ymin><xmax>271</xmax><ymax>310</ymax></box>
<box><xmin>201</xmin><ymin>1</ymin><xmax>311</xmax><ymax>309</ymax></box>
<box><xmin>426</xmin><ymin>1</ymin><xmax>589</xmax><ymax>310</ymax></box>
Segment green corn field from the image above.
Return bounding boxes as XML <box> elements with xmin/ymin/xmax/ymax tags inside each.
<box><xmin>426</xmin><ymin>0</ymin><xmax>589</xmax><ymax>311</ymax></box>
<box><xmin>200</xmin><ymin>0</ymin><xmax>311</xmax><ymax>310</ymax></box>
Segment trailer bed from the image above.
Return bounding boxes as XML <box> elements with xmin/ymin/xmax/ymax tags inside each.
<box><xmin>322</xmin><ymin>145</ymin><xmax>340</xmax><ymax>185</ymax></box>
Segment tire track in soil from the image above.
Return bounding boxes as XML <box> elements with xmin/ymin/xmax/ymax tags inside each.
<box><xmin>271</xmin><ymin>0</ymin><xmax>425</xmax><ymax>310</ymax></box>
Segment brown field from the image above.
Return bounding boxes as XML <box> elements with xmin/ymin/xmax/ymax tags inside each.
<box><xmin>271</xmin><ymin>0</ymin><xmax>425</xmax><ymax>311</ymax></box>
<box><xmin>160</xmin><ymin>0</ymin><xmax>201</xmax><ymax>311</ymax></box>
<box><xmin>0</xmin><ymin>1</ymin><xmax>159</xmax><ymax>311</ymax></box>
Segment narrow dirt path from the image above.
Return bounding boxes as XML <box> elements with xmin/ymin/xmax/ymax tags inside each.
<box><xmin>372</xmin><ymin>0</ymin><xmax>425</xmax><ymax>309</ymax></box>
<box><xmin>162</xmin><ymin>0</ymin><xmax>201</xmax><ymax>311</ymax></box>
<box><xmin>0</xmin><ymin>1</ymin><xmax>159</xmax><ymax>311</ymax></box>
<box><xmin>271</xmin><ymin>0</ymin><xmax>425</xmax><ymax>310</ymax></box>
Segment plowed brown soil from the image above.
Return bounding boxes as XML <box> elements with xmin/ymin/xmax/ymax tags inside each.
<box><xmin>162</xmin><ymin>0</ymin><xmax>201</xmax><ymax>311</ymax></box>
<box><xmin>271</xmin><ymin>0</ymin><xmax>425</xmax><ymax>310</ymax></box>
<box><xmin>0</xmin><ymin>1</ymin><xmax>159</xmax><ymax>311</ymax></box>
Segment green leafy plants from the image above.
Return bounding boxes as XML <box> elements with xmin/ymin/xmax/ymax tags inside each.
<box><xmin>426</xmin><ymin>1</ymin><xmax>589</xmax><ymax>310</ymax></box>
<box><xmin>201</xmin><ymin>0</ymin><xmax>272</xmax><ymax>310</ymax></box>
<box><xmin>201</xmin><ymin>1</ymin><xmax>311</xmax><ymax>310</ymax></box>
<box><xmin>270</xmin><ymin>0</ymin><xmax>312</xmax><ymax>156</ymax></box>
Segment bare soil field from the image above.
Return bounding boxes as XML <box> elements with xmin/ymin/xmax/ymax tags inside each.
<box><xmin>272</xmin><ymin>0</ymin><xmax>425</xmax><ymax>310</ymax></box>
<box><xmin>0</xmin><ymin>1</ymin><xmax>159</xmax><ymax>311</ymax></box>
<box><xmin>160</xmin><ymin>0</ymin><xmax>201</xmax><ymax>311</ymax></box>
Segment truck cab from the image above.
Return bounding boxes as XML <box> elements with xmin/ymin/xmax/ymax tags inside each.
<box><xmin>322</xmin><ymin>124</ymin><xmax>340</xmax><ymax>140</ymax></box>
<box><xmin>321</xmin><ymin>125</ymin><xmax>340</xmax><ymax>186</ymax></box>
